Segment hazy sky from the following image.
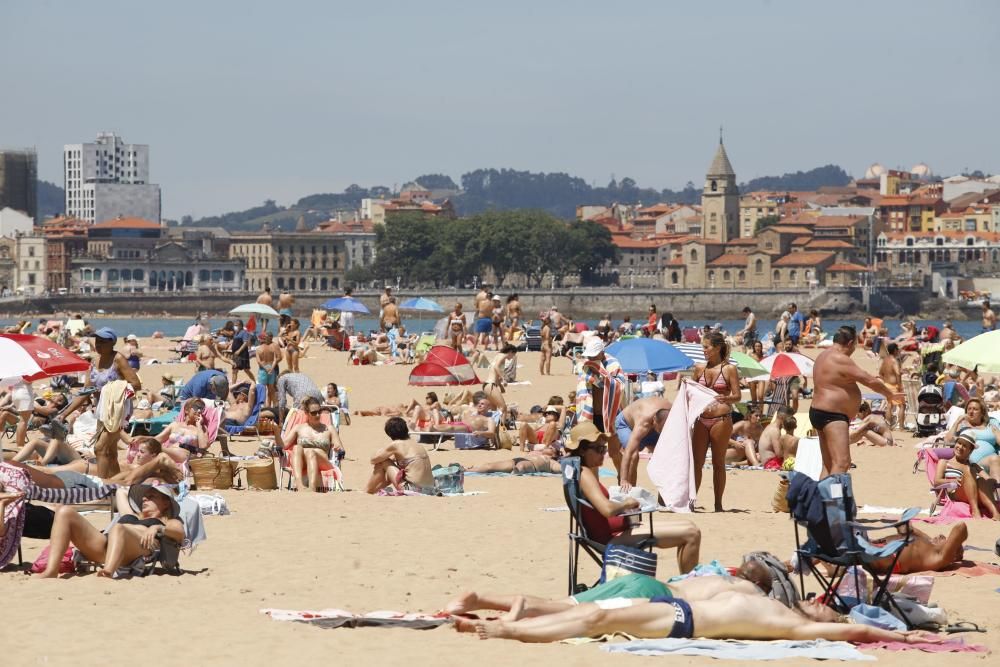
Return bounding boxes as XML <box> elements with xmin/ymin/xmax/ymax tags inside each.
<box><xmin>3</xmin><ymin>0</ymin><xmax>999</xmax><ymax>219</ymax></box>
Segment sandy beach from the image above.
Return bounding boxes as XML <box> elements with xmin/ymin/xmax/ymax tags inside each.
<box><xmin>4</xmin><ymin>335</ymin><xmax>999</xmax><ymax>666</ymax></box>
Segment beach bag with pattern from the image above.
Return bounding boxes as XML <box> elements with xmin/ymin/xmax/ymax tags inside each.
<box><xmin>600</xmin><ymin>544</ymin><xmax>657</xmax><ymax>583</ymax></box>
<box><xmin>432</xmin><ymin>463</ymin><xmax>464</xmax><ymax>494</ymax></box>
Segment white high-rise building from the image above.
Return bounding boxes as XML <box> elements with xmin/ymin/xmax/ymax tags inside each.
<box><xmin>63</xmin><ymin>132</ymin><xmax>161</xmax><ymax>223</ymax></box>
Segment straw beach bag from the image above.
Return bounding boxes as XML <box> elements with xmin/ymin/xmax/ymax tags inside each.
<box><xmin>244</xmin><ymin>457</ymin><xmax>278</xmax><ymax>490</ymax></box>
<box><xmin>190</xmin><ymin>457</ymin><xmax>235</xmax><ymax>490</ymax></box>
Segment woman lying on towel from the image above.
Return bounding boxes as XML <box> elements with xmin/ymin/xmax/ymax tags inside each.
<box><xmin>30</xmin><ymin>438</ymin><xmax>183</xmax><ymax>486</ymax></box>
<box><xmin>282</xmin><ymin>397</ymin><xmax>344</xmax><ymax>492</ymax></box>
<box><xmin>464</xmin><ymin>454</ymin><xmax>560</xmax><ymax>475</ymax></box>
<box><xmin>35</xmin><ymin>483</ymin><xmax>184</xmax><ymax>578</ymax></box>
<box><xmin>366</xmin><ymin>418</ymin><xmax>436</xmax><ymax>495</ymax></box>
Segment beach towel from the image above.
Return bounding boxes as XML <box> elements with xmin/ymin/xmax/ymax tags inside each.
<box><xmin>907</xmin><ymin>560</ymin><xmax>1000</xmax><ymax>578</ymax></box>
<box><xmin>262</xmin><ymin>608</ymin><xmax>450</xmax><ymax>630</ymax></box>
<box><xmin>97</xmin><ymin>379</ymin><xmax>134</xmax><ymax>432</ymax></box>
<box><xmin>856</xmin><ymin>638</ymin><xmax>987</xmax><ymax>653</ymax></box>
<box><xmin>575</xmin><ymin>354</ymin><xmax>625</xmax><ymax>427</ymax></box>
<box><xmin>792</xmin><ymin>437</ymin><xmax>823</xmax><ymax>481</ymax></box>
<box><xmin>603</xmin><ymin>638</ymin><xmax>874</xmax><ymax>661</ymax></box>
<box><xmin>915</xmin><ymin>501</ymin><xmax>981</xmax><ymax>525</ymax></box>
<box><xmin>647</xmin><ymin>380</ymin><xmax>717</xmax><ymax>512</ymax></box>
<box><xmin>0</xmin><ymin>463</ymin><xmax>30</xmax><ymax>568</ymax></box>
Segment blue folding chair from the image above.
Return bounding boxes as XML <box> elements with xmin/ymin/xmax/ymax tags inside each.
<box><xmin>789</xmin><ymin>472</ymin><xmax>919</xmax><ymax>625</ymax></box>
<box><xmin>223</xmin><ymin>384</ymin><xmax>267</xmax><ymax>441</ymax></box>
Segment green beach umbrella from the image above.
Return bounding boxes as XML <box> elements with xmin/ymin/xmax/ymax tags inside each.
<box><xmin>729</xmin><ymin>350</ymin><xmax>767</xmax><ymax>377</ymax></box>
<box><xmin>942</xmin><ymin>331</ymin><xmax>1000</xmax><ymax>373</ymax></box>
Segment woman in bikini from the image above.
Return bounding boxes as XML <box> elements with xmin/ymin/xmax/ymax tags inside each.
<box><xmin>154</xmin><ymin>399</ymin><xmax>209</xmax><ymax>460</ymax></box>
<box><xmin>407</xmin><ymin>392</ymin><xmax>442</xmax><ymax>431</ymax></box>
<box><xmin>464</xmin><ymin>454</ymin><xmax>561</xmax><ymax>475</ymax></box>
<box><xmin>448</xmin><ymin>303</ymin><xmax>467</xmax><ymax>351</ymax></box>
<box><xmin>36</xmin><ymin>483</ymin><xmax>184</xmax><ymax>578</ymax></box>
<box><xmin>282</xmin><ymin>397</ymin><xmax>344</xmax><ymax>492</ymax></box>
<box><xmin>748</xmin><ymin>340</ymin><xmax>767</xmax><ymax>407</ymax></box>
<box><xmin>935</xmin><ymin>433</ymin><xmax>1000</xmax><ymax>520</ymax></box>
<box><xmin>483</xmin><ymin>344</ymin><xmax>516</xmax><ymax>413</ymax></box>
<box><xmin>517</xmin><ymin>405</ymin><xmax>563</xmax><ymax>454</ymax></box>
<box><xmin>691</xmin><ymin>332</ymin><xmax>741</xmax><ymax>512</ymax></box>
<box><xmin>849</xmin><ymin>402</ymin><xmax>895</xmax><ymax>447</ymax></box>
<box><xmin>366</xmin><ymin>417</ymin><xmax>436</xmax><ymax>495</ymax></box>
<box><xmin>282</xmin><ymin>319</ymin><xmax>302</xmax><ymax>373</ymax></box>
<box><xmin>539</xmin><ymin>316</ymin><xmax>553</xmax><ymax>376</ymax></box>
<box><xmin>945</xmin><ymin>397</ymin><xmax>1000</xmax><ymax>489</ymax></box>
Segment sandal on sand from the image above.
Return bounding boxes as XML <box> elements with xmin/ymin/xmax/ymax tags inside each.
<box><xmin>943</xmin><ymin>621</ymin><xmax>985</xmax><ymax>634</ymax></box>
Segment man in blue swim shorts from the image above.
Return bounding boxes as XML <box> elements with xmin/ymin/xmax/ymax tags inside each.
<box><xmin>616</xmin><ymin>397</ymin><xmax>672</xmax><ymax>491</ymax></box>
<box><xmin>454</xmin><ymin>590</ymin><xmax>932</xmax><ymax>644</ymax></box>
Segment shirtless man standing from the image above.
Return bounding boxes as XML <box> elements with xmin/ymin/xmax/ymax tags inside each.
<box><xmin>278</xmin><ymin>289</ymin><xmax>295</xmax><ymax>319</ymax></box>
<box><xmin>381</xmin><ymin>296</ymin><xmax>400</xmax><ymax>332</ymax></box>
<box><xmin>196</xmin><ymin>334</ymin><xmax>230</xmax><ymax>372</ymax></box>
<box><xmin>256</xmin><ymin>332</ymin><xmax>281</xmax><ymax>408</ymax></box>
<box><xmin>506</xmin><ymin>294</ymin><xmax>522</xmax><ymax>330</ymax></box>
<box><xmin>878</xmin><ymin>342</ymin><xmax>904</xmax><ymax>428</ymax></box>
<box><xmin>810</xmin><ymin>326</ymin><xmax>903</xmax><ymax>477</ymax></box>
<box><xmin>616</xmin><ymin>397</ymin><xmax>672</xmax><ymax>490</ymax></box>
<box><xmin>983</xmin><ymin>301</ymin><xmax>996</xmax><ymax>333</ymax></box>
<box><xmin>474</xmin><ymin>290</ymin><xmax>495</xmax><ymax>351</ymax></box>
<box><xmin>256</xmin><ymin>286</ymin><xmax>273</xmax><ymax>333</ymax></box>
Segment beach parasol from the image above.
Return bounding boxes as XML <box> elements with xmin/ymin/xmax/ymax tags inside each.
<box><xmin>671</xmin><ymin>342</ymin><xmax>737</xmax><ymax>368</ymax></box>
<box><xmin>605</xmin><ymin>338</ymin><xmax>693</xmax><ymax>374</ymax></box>
<box><xmin>0</xmin><ymin>334</ymin><xmax>91</xmax><ymax>383</ymax></box>
<box><xmin>399</xmin><ymin>297</ymin><xmax>444</xmax><ymax>313</ymax></box>
<box><xmin>759</xmin><ymin>352</ymin><xmax>815</xmax><ymax>378</ymax></box>
<box><xmin>728</xmin><ymin>351</ymin><xmax>768</xmax><ymax>377</ymax></box>
<box><xmin>942</xmin><ymin>331</ymin><xmax>1000</xmax><ymax>373</ymax></box>
<box><xmin>229</xmin><ymin>303</ymin><xmax>279</xmax><ymax>318</ymax></box>
<box><xmin>321</xmin><ymin>296</ymin><xmax>371</xmax><ymax>314</ymax></box>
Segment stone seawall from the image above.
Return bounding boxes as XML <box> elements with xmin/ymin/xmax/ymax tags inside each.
<box><xmin>0</xmin><ymin>287</ymin><xmax>912</xmax><ymax>319</ymax></box>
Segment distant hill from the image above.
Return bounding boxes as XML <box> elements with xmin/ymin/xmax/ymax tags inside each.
<box><xmin>173</xmin><ymin>163</ymin><xmax>855</xmax><ymax>230</ymax></box>
<box><xmin>37</xmin><ymin>180</ymin><xmax>64</xmax><ymax>220</ymax></box>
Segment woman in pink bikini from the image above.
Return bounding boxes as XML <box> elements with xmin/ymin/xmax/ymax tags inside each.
<box><xmin>691</xmin><ymin>332</ymin><xmax>741</xmax><ymax>512</ymax></box>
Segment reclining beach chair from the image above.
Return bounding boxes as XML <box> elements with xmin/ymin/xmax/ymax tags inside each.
<box><xmin>222</xmin><ymin>384</ymin><xmax>267</xmax><ymax>441</ymax></box>
<box><xmin>902</xmin><ymin>375</ymin><xmax>922</xmax><ymax>431</ymax></box>
<box><xmin>789</xmin><ymin>471</ymin><xmax>918</xmax><ymax>625</ymax></box>
<box><xmin>560</xmin><ymin>457</ymin><xmax>655</xmax><ymax>595</ymax></box>
<box><xmin>914</xmin><ymin>447</ymin><xmax>957</xmax><ymax>515</ymax></box>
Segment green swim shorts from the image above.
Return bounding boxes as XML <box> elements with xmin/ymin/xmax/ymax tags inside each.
<box><xmin>571</xmin><ymin>573</ymin><xmax>671</xmax><ymax>603</ymax></box>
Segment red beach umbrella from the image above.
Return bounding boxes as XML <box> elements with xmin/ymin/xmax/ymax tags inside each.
<box><xmin>0</xmin><ymin>334</ymin><xmax>91</xmax><ymax>382</ymax></box>
<box><xmin>760</xmin><ymin>352</ymin><xmax>815</xmax><ymax>379</ymax></box>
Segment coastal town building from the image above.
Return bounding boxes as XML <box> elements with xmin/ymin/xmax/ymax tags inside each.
<box><xmin>700</xmin><ymin>139</ymin><xmax>739</xmax><ymax>243</ymax></box>
<box><xmin>875</xmin><ymin>231</ymin><xmax>1000</xmax><ymax>286</ymax></box>
<box><xmin>14</xmin><ymin>232</ymin><xmax>46</xmax><ymax>296</ymax></box>
<box><xmin>0</xmin><ymin>237</ymin><xmax>14</xmax><ymax>295</ymax></box>
<box><xmin>228</xmin><ymin>229</ymin><xmax>347</xmax><ymax>293</ymax></box>
<box><xmin>314</xmin><ymin>217</ymin><xmax>377</xmax><ymax>272</ymax></box>
<box><xmin>64</xmin><ymin>133</ymin><xmax>161</xmax><ymax>224</ymax></box>
<box><xmin>0</xmin><ymin>148</ymin><xmax>37</xmax><ymax>220</ymax></box>
<box><xmin>43</xmin><ymin>216</ymin><xmax>89</xmax><ymax>292</ymax></box>
<box><xmin>71</xmin><ymin>217</ymin><xmax>243</xmax><ymax>293</ymax></box>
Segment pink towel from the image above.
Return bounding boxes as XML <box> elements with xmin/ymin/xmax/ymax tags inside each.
<box><xmin>908</xmin><ymin>560</ymin><xmax>1000</xmax><ymax>578</ymax></box>
<box><xmin>647</xmin><ymin>380</ymin><xmax>717</xmax><ymax>512</ymax></box>
<box><xmin>857</xmin><ymin>638</ymin><xmax>987</xmax><ymax>653</ymax></box>
<box><xmin>915</xmin><ymin>501</ymin><xmax>972</xmax><ymax>525</ymax></box>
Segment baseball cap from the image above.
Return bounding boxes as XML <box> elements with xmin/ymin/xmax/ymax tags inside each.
<box><xmin>565</xmin><ymin>422</ymin><xmax>606</xmax><ymax>451</ymax></box>
<box><xmin>583</xmin><ymin>338</ymin><xmax>604</xmax><ymax>358</ymax></box>
<box><xmin>93</xmin><ymin>327</ymin><xmax>118</xmax><ymax>344</ymax></box>
<box><xmin>125</xmin><ymin>334</ymin><xmax>138</xmax><ymax>342</ymax></box>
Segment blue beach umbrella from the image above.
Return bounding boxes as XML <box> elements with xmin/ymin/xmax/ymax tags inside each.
<box><xmin>605</xmin><ymin>338</ymin><xmax>694</xmax><ymax>374</ymax></box>
<box><xmin>321</xmin><ymin>296</ymin><xmax>371</xmax><ymax>314</ymax></box>
<box><xmin>399</xmin><ymin>297</ymin><xmax>445</xmax><ymax>313</ymax></box>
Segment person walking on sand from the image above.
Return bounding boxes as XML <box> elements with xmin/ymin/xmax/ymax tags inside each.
<box><xmin>474</xmin><ymin>289</ymin><xmax>495</xmax><ymax>351</ymax></box>
<box><xmin>982</xmin><ymin>301</ymin><xmax>996</xmax><ymax>333</ymax></box>
<box><xmin>736</xmin><ymin>306</ymin><xmax>757</xmax><ymax>350</ymax></box>
<box><xmin>810</xmin><ymin>326</ymin><xmax>904</xmax><ymax>477</ymax></box>
<box><xmin>256</xmin><ymin>286</ymin><xmax>273</xmax><ymax>333</ymax></box>
<box><xmin>878</xmin><ymin>342</ymin><xmax>904</xmax><ymax>429</ymax></box>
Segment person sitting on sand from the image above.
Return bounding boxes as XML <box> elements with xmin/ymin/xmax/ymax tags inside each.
<box><xmin>445</xmin><ymin>562</ymin><xmax>772</xmax><ymax>620</ymax></box>
<box><xmin>365</xmin><ymin>417</ymin><xmax>436</xmax><ymax>495</ymax></box>
<box><xmin>849</xmin><ymin>402</ymin><xmax>895</xmax><ymax>447</ymax></box>
<box><xmin>757</xmin><ymin>410</ymin><xmax>797</xmax><ymax>469</ymax></box>
<box><xmin>516</xmin><ymin>405</ymin><xmax>563</xmax><ymax>455</ymax></box>
<box><xmin>934</xmin><ymin>433</ymin><xmax>1000</xmax><ymax>520</ymax></box>
<box><xmin>726</xmin><ymin>409</ymin><xmax>764</xmax><ymax>466</ymax></box>
<box><xmin>36</xmin><ymin>483</ymin><xmax>185</xmax><ymax>579</ymax></box>
<box><xmin>281</xmin><ymin>397</ymin><xmax>345</xmax><ymax>492</ymax></box>
<box><xmin>406</xmin><ymin>392</ymin><xmax>442</xmax><ymax>431</ymax></box>
<box><xmin>452</xmin><ymin>588</ymin><xmax>939</xmax><ymax>645</ymax></box>
<box><xmin>464</xmin><ymin>454</ymin><xmax>561</xmax><ymax>476</ymax></box>
<box><xmin>566</xmin><ymin>422</ymin><xmax>701</xmax><ymax>573</ymax></box>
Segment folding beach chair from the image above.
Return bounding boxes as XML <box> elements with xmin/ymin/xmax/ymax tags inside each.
<box><xmin>276</xmin><ymin>408</ymin><xmax>343</xmax><ymax>491</ymax></box>
<box><xmin>789</xmin><ymin>472</ymin><xmax>918</xmax><ymax>625</ymax></box>
<box><xmin>902</xmin><ymin>376</ymin><xmax>922</xmax><ymax>431</ymax></box>
<box><xmin>560</xmin><ymin>457</ymin><xmax>655</xmax><ymax>595</ymax></box>
<box><xmin>913</xmin><ymin>447</ymin><xmax>957</xmax><ymax>515</ymax></box>
<box><xmin>222</xmin><ymin>384</ymin><xmax>267</xmax><ymax>441</ymax></box>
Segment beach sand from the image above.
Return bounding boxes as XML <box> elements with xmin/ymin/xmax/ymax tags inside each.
<box><xmin>4</xmin><ymin>336</ymin><xmax>999</xmax><ymax>665</ymax></box>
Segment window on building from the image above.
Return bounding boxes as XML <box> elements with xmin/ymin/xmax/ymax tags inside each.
<box><xmin>738</xmin><ymin>270</ymin><xmax>746</xmax><ymax>281</ymax></box>
<box><xmin>223</xmin><ymin>270</ymin><xmax>234</xmax><ymax>281</ymax></box>
<box><xmin>134</xmin><ymin>269</ymin><xmax>144</xmax><ymax>281</ymax></box>
<box><xmin>277</xmin><ymin>277</ymin><xmax>285</xmax><ymax>289</ymax></box>
<box><xmin>186</xmin><ymin>271</ymin><xmax>194</xmax><ymax>286</ymax></box>
<box><xmin>211</xmin><ymin>270</ymin><xmax>222</xmax><ymax>282</ymax></box>
<box><xmin>28</xmin><ymin>246</ymin><xmax>35</xmax><ymax>257</ymax></box>
<box><xmin>708</xmin><ymin>270</ymin><xmax>716</xmax><ymax>282</ymax></box>
<box><xmin>773</xmin><ymin>269</ymin><xmax>780</xmax><ymax>282</ymax></box>
<box><xmin>108</xmin><ymin>269</ymin><xmax>119</xmax><ymax>282</ymax></box>
<box><xmin>298</xmin><ymin>277</ymin><xmax>306</xmax><ymax>290</ymax></box>
<box><xmin>199</xmin><ymin>270</ymin><xmax>210</xmax><ymax>282</ymax></box>
<box><xmin>321</xmin><ymin>277</ymin><xmax>328</xmax><ymax>290</ymax></box>
<box><xmin>93</xmin><ymin>269</ymin><xmax>102</xmax><ymax>280</ymax></box>
<box><xmin>710</xmin><ymin>180</ymin><xmax>717</xmax><ymax>192</ymax></box>
<box><xmin>790</xmin><ymin>269</ymin><xmax>797</xmax><ymax>281</ymax></box>
<box><xmin>671</xmin><ymin>272</ymin><xmax>678</xmax><ymax>285</ymax></box>
<box><xmin>723</xmin><ymin>270</ymin><xmax>731</xmax><ymax>281</ymax></box>
<box><xmin>28</xmin><ymin>274</ymin><xmax>35</xmax><ymax>285</ymax></box>
<box><xmin>755</xmin><ymin>259</ymin><xmax>763</xmax><ymax>274</ymax></box>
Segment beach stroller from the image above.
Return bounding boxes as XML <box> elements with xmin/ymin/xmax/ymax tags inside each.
<box><xmin>788</xmin><ymin>472</ymin><xmax>918</xmax><ymax>626</ymax></box>
<box><xmin>915</xmin><ymin>384</ymin><xmax>945</xmax><ymax>437</ymax></box>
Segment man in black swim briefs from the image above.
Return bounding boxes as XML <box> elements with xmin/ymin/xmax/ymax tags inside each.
<box><xmin>810</xmin><ymin>326</ymin><xmax>903</xmax><ymax>477</ymax></box>
<box><xmin>454</xmin><ymin>589</ymin><xmax>937</xmax><ymax>644</ymax></box>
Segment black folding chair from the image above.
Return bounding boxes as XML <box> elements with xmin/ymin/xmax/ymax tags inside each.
<box><xmin>790</xmin><ymin>472</ymin><xmax>918</xmax><ymax>626</ymax></box>
<box><xmin>560</xmin><ymin>457</ymin><xmax>655</xmax><ymax>595</ymax></box>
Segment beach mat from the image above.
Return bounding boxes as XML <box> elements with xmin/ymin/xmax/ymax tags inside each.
<box><xmin>603</xmin><ymin>638</ymin><xmax>874</xmax><ymax>661</ymax></box>
<box><xmin>262</xmin><ymin>608</ymin><xmax>449</xmax><ymax>630</ymax></box>
<box><xmin>907</xmin><ymin>560</ymin><xmax>1000</xmax><ymax>578</ymax></box>
<box><xmin>856</xmin><ymin>638</ymin><xmax>987</xmax><ymax>653</ymax></box>
<box><xmin>467</xmin><ymin>467</ymin><xmax>616</xmax><ymax>479</ymax></box>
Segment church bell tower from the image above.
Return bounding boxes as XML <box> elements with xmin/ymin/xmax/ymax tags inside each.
<box><xmin>701</xmin><ymin>133</ymin><xmax>739</xmax><ymax>243</ymax></box>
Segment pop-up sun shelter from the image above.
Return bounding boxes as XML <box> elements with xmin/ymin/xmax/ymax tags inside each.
<box><xmin>408</xmin><ymin>345</ymin><xmax>479</xmax><ymax>386</ymax></box>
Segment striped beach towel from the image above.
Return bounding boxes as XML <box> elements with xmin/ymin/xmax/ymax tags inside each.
<box><xmin>575</xmin><ymin>353</ymin><xmax>626</xmax><ymax>431</ymax></box>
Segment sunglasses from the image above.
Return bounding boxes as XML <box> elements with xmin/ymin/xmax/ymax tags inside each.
<box><xmin>582</xmin><ymin>442</ymin><xmax>608</xmax><ymax>454</ymax></box>
<box><xmin>308</xmin><ymin>409</ymin><xmax>322</xmax><ymax>416</ymax></box>
<box><xmin>188</xmin><ymin>406</ymin><xmax>204</xmax><ymax>413</ymax></box>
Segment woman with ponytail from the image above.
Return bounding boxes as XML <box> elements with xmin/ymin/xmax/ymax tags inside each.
<box><xmin>692</xmin><ymin>332</ymin><xmax>742</xmax><ymax>511</ymax></box>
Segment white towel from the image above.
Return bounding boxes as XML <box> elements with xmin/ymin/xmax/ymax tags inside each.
<box><xmin>793</xmin><ymin>437</ymin><xmax>823</xmax><ymax>480</ymax></box>
<box><xmin>647</xmin><ymin>379</ymin><xmax>718</xmax><ymax>512</ymax></box>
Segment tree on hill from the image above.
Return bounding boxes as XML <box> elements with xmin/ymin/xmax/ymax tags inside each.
<box><xmin>740</xmin><ymin>165</ymin><xmax>850</xmax><ymax>193</ymax></box>
<box><xmin>414</xmin><ymin>174</ymin><xmax>458</xmax><ymax>190</ymax></box>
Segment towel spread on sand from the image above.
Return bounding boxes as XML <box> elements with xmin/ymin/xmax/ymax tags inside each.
<box><xmin>468</xmin><ymin>467</ymin><xmax>616</xmax><ymax>479</ymax></box>
<box><xmin>856</xmin><ymin>638</ymin><xmax>988</xmax><ymax>653</ymax></box>
<box><xmin>647</xmin><ymin>380</ymin><xmax>717</xmax><ymax>513</ymax></box>
<box><xmin>262</xmin><ymin>608</ymin><xmax>450</xmax><ymax>630</ymax></box>
<box><xmin>603</xmin><ymin>638</ymin><xmax>874</xmax><ymax>661</ymax></box>
<box><xmin>907</xmin><ymin>560</ymin><xmax>1000</xmax><ymax>577</ymax></box>
<box><xmin>858</xmin><ymin>505</ymin><xmax>929</xmax><ymax>516</ymax></box>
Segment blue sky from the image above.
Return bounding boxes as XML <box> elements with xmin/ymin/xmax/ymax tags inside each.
<box><xmin>2</xmin><ymin>0</ymin><xmax>998</xmax><ymax>219</ymax></box>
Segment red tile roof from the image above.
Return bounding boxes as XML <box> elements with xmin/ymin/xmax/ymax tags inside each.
<box><xmin>772</xmin><ymin>251</ymin><xmax>834</xmax><ymax>267</ymax></box>
<box><xmin>727</xmin><ymin>237</ymin><xmax>758</xmax><ymax>245</ymax></box>
<box><xmin>90</xmin><ymin>217</ymin><xmax>161</xmax><ymax>229</ymax></box>
<box><xmin>791</xmin><ymin>236</ymin><xmax>811</xmax><ymax>246</ymax></box>
<box><xmin>812</xmin><ymin>216</ymin><xmax>867</xmax><ymax>228</ymax></box>
<box><xmin>828</xmin><ymin>262</ymin><xmax>869</xmax><ymax>272</ymax></box>
<box><xmin>666</xmin><ymin>258</ymin><xmax>686</xmax><ymax>266</ymax></box>
<box><xmin>707</xmin><ymin>254</ymin><xmax>749</xmax><ymax>267</ymax></box>
<box><xmin>764</xmin><ymin>225</ymin><xmax>813</xmax><ymax>234</ymax></box>
<box><xmin>806</xmin><ymin>239</ymin><xmax>854</xmax><ymax>249</ymax></box>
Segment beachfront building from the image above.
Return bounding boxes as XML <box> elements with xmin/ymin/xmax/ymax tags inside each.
<box><xmin>63</xmin><ymin>132</ymin><xmax>161</xmax><ymax>224</ymax></box>
<box><xmin>13</xmin><ymin>232</ymin><xmax>47</xmax><ymax>296</ymax></box>
<box><xmin>875</xmin><ymin>231</ymin><xmax>1000</xmax><ymax>287</ymax></box>
<box><xmin>43</xmin><ymin>216</ymin><xmax>89</xmax><ymax>292</ymax></box>
<box><xmin>0</xmin><ymin>237</ymin><xmax>15</xmax><ymax>295</ymax></box>
<box><xmin>70</xmin><ymin>217</ymin><xmax>243</xmax><ymax>293</ymax></box>
<box><xmin>228</xmin><ymin>230</ymin><xmax>347</xmax><ymax>293</ymax></box>
<box><xmin>314</xmin><ymin>217</ymin><xmax>377</xmax><ymax>272</ymax></box>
